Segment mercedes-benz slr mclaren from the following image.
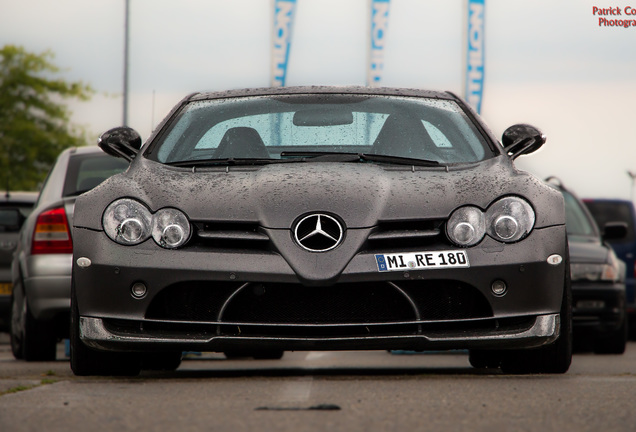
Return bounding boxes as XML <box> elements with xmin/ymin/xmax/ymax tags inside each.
<box><xmin>70</xmin><ymin>87</ymin><xmax>571</xmax><ymax>376</ymax></box>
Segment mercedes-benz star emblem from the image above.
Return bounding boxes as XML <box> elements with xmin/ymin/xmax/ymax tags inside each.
<box><xmin>294</xmin><ymin>213</ymin><xmax>344</xmax><ymax>252</ymax></box>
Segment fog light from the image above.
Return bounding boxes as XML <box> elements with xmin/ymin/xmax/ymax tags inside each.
<box><xmin>491</xmin><ymin>280</ymin><xmax>507</xmax><ymax>296</ymax></box>
<box><xmin>131</xmin><ymin>282</ymin><xmax>147</xmax><ymax>299</ymax></box>
<box><xmin>576</xmin><ymin>300</ymin><xmax>605</xmax><ymax>310</ymax></box>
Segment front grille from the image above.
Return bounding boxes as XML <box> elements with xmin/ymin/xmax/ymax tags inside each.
<box><xmin>221</xmin><ymin>283</ymin><xmax>415</xmax><ymax>324</ymax></box>
<box><xmin>145</xmin><ymin>280</ymin><xmax>492</xmax><ymax>325</ymax></box>
<box><xmin>364</xmin><ymin>219</ymin><xmax>448</xmax><ymax>251</ymax></box>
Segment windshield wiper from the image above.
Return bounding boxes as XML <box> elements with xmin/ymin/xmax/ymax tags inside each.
<box><xmin>169</xmin><ymin>152</ymin><xmax>441</xmax><ymax>168</ymax></box>
<box><xmin>280</xmin><ymin>151</ymin><xmax>440</xmax><ymax>167</ymax></box>
<box><xmin>168</xmin><ymin>158</ymin><xmax>282</xmax><ymax>167</ymax></box>
<box><xmin>359</xmin><ymin>153</ymin><xmax>440</xmax><ymax>167</ymax></box>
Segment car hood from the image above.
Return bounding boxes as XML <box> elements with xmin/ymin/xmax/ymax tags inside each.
<box><xmin>568</xmin><ymin>237</ymin><xmax>610</xmax><ymax>264</ymax></box>
<box><xmin>74</xmin><ymin>156</ymin><xmax>564</xmax><ymax>231</ymax></box>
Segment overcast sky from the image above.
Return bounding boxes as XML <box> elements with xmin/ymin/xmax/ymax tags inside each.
<box><xmin>2</xmin><ymin>0</ymin><xmax>636</xmax><ymax>199</ymax></box>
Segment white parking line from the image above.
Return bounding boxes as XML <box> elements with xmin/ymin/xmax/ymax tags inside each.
<box><xmin>304</xmin><ymin>351</ymin><xmax>333</xmax><ymax>361</ymax></box>
<box><xmin>279</xmin><ymin>376</ymin><xmax>314</xmax><ymax>402</ymax></box>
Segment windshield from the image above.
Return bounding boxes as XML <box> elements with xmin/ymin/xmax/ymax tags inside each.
<box><xmin>62</xmin><ymin>154</ymin><xmax>129</xmax><ymax>197</ymax></box>
<box><xmin>147</xmin><ymin>94</ymin><xmax>491</xmax><ymax>165</ymax></box>
<box><xmin>563</xmin><ymin>191</ymin><xmax>598</xmax><ymax>238</ymax></box>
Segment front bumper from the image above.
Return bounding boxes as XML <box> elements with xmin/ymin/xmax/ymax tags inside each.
<box><xmin>73</xmin><ymin>224</ymin><xmax>567</xmax><ymax>353</ymax></box>
<box><xmin>572</xmin><ymin>281</ymin><xmax>626</xmax><ymax>334</ymax></box>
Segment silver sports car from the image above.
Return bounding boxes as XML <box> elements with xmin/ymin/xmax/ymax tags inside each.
<box><xmin>71</xmin><ymin>86</ymin><xmax>571</xmax><ymax>376</ymax></box>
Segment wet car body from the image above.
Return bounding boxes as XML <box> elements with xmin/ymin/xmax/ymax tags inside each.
<box><xmin>71</xmin><ymin>86</ymin><xmax>571</xmax><ymax>375</ymax></box>
<box><xmin>10</xmin><ymin>146</ymin><xmax>128</xmax><ymax>360</ymax></box>
<box><xmin>583</xmin><ymin>198</ymin><xmax>636</xmax><ymax>338</ymax></box>
<box><xmin>0</xmin><ymin>191</ymin><xmax>38</xmax><ymax>330</ymax></box>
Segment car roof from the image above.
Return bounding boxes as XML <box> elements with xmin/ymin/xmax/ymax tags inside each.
<box><xmin>187</xmin><ymin>86</ymin><xmax>458</xmax><ymax>103</ymax></box>
<box><xmin>0</xmin><ymin>191</ymin><xmax>39</xmax><ymax>204</ymax></box>
<box><xmin>61</xmin><ymin>145</ymin><xmax>105</xmax><ymax>157</ymax></box>
<box><xmin>583</xmin><ymin>197</ymin><xmax>634</xmax><ymax>205</ymax></box>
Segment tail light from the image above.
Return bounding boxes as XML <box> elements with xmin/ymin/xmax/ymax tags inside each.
<box><xmin>32</xmin><ymin>207</ymin><xmax>73</xmax><ymax>254</ymax></box>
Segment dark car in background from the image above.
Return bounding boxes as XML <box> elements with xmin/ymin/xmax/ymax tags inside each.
<box><xmin>583</xmin><ymin>198</ymin><xmax>636</xmax><ymax>338</ymax></box>
<box><xmin>10</xmin><ymin>146</ymin><xmax>128</xmax><ymax>361</ymax></box>
<box><xmin>547</xmin><ymin>179</ymin><xmax>628</xmax><ymax>354</ymax></box>
<box><xmin>0</xmin><ymin>191</ymin><xmax>38</xmax><ymax>331</ymax></box>
<box><xmin>71</xmin><ymin>86</ymin><xmax>571</xmax><ymax>376</ymax></box>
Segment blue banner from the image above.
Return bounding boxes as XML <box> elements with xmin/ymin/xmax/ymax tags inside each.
<box><xmin>271</xmin><ymin>0</ymin><xmax>297</xmax><ymax>87</ymax></box>
<box><xmin>368</xmin><ymin>0</ymin><xmax>391</xmax><ymax>87</ymax></box>
<box><xmin>465</xmin><ymin>0</ymin><xmax>485</xmax><ymax>114</ymax></box>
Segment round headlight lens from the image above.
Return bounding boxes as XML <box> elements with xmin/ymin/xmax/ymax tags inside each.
<box><xmin>486</xmin><ymin>197</ymin><xmax>535</xmax><ymax>243</ymax></box>
<box><xmin>446</xmin><ymin>206</ymin><xmax>486</xmax><ymax>246</ymax></box>
<box><xmin>151</xmin><ymin>208</ymin><xmax>191</xmax><ymax>249</ymax></box>
<box><xmin>103</xmin><ymin>199</ymin><xmax>152</xmax><ymax>245</ymax></box>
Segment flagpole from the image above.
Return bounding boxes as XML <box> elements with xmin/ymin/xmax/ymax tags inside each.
<box><xmin>123</xmin><ymin>0</ymin><xmax>130</xmax><ymax>126</ymax></box>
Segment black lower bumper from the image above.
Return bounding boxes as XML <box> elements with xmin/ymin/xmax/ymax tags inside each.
<box><xmin>79</xmin><ymin>313</ymin><xmax>560</xmax><ymax>353</ymax></box>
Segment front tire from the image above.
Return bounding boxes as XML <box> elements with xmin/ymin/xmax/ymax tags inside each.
<box><xmin>10</xmin><ymin>282</ymin><xmax>56</xmax><ymax>361</ymax></box>
<box><xmin>594</xmin><ymin>317</ymin><xmax>628</xmax><ymax>354</ymax></box>
<box><xmin>224</xmin><ymin>350</ymin><xmax>285</xmax><ymax>360</ymax></box>
<box><xmin>468</xmin><ymin>349</ymin><xmax>501</xmax><ymax>369</ymax></box>
<box><xmin>140</xmin><ymin>352</ymin><xmax>183</xmax><ymax>371</ymax></box>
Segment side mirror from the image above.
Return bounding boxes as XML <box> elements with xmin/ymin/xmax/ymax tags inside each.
<box><xmin>502</xmin><ymin>124</ymin><xmax>546</xmax><ymax>159</ymax></box>
<box><xmin>602</xmin><ymin>222</ymin><xmax>628</xmax><ymax>241</ymax></box>
<box><xmin>98</xmin><ymin>127</ymin><xmax>142</xmax><ymax>162</ymax></box>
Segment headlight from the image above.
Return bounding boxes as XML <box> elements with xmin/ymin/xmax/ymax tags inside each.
<box><xmin>486</xmin><ymin>197</ymin><xmax>535</xmax><ymax>243</ymax></box>
<box><xmin>103</xmin><ymin>199</ymin><xmax>152</xmax><ymax>245</ymax></box>
<box><xmin>446</xmin><ymin>206</ymin><xmax>486</xmax><ymax>246</ymax></box>
<box><xmin>446</xmin><ymin>196</ymin><xmax>535</xmax><ymax>247</ymax></box>
<box><xmin>151</xmin><ymin>208</ymin><xmax>191</xmax><ymax>249</ymax></box>
<box><xmin>103</xmin><ymin>199</ymin><xmax>191</xmax><ymax>249</ymax></box>
<box><xmin>571</xmin><ymin>250</ymin><xmax>622</xmax><ymax>282</ymax></box>
<box><xmin>570</xmin><ymin>263</ymin><xmax>619</xmax><ymax>282</ymax></box>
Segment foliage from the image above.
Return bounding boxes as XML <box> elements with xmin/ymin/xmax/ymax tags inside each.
<box><xmin>0</xmin><ymin>45</ymin><xmax>94</xmax><ymax>191</ymax></box>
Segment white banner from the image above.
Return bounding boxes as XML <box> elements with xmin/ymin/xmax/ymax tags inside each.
<box><xmin>271</xmin><ymin>0</ymin><xmax>297</xmax><ymax>87</ymax></box>
<box><xmin>367</xmin><ymin>0</ymin><xmax>391</xmax><ymax>87</ymax></box>
<box><xmin>465</xmin><ymin>0</ymin><xmax>485</xmax><ymax>114</ymax></box>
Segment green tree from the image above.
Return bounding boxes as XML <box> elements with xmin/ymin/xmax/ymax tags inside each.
<box><xmin>0</xmin><ymin>45</ymin><xmax>94</xmax><ymax>191</ymax></box>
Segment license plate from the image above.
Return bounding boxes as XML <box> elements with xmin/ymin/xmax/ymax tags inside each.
<box><xmin>375</xmin><ymin>250</ymin><xmax>469</xmax><ymax>272</ymax></box>
<box><xmin>0</xmin><ymin>283</ymin><xmax>12</xmax><ymax>295</ymax></box>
